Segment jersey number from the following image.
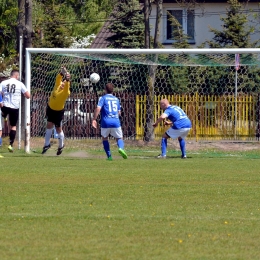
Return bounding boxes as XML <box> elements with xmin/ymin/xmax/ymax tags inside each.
<box><xmin>6</xmin><ymin>84</ymin><xmax>16</xmax><ymax>94</ymax></box>
<box><xmin>174</xmin><ymin>106</ymin><xmax>187</xmax><ymax>119</ymax></box>
<box><xmin>108</xmin><ymin>101</ymin><xmax>118</xmax><ymax>112</ymax></box>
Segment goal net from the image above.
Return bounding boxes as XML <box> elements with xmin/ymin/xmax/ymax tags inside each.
<box><xmin>24</xmin><ymin>48</ymin><xmax>260</xmax><ymax>152</ymax></box>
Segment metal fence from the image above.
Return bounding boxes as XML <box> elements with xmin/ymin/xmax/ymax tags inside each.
<box><xmin>136</xmin><ymin>94</ymin><xmax>260</xmax><ymax>141</ymax></box>
<box><xmin>10</xmin><ymin>93</ymin><xmax>259</xmax><ymax>141</ymax></box>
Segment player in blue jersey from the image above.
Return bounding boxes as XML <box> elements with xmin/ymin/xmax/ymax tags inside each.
<box><xmin>153</xmin><ymin>99</ymin><xmax>192</xmax><ymax>159</ymax></box>
<box><xmin>92</xmin><ymin>83</ymin><xmax>128</xmax><ymax>160</ymax></box>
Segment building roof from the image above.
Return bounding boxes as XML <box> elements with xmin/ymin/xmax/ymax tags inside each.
<box><xmin>90</xmin><ymin>20</ymin><xmax>113</xmax><ymax>48</ymax></box>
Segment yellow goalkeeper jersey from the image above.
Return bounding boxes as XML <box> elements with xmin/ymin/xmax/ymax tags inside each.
<box><xmin>48</xmin><ymin>73</ymin><xmax>70</xmax><ymax>111</ymax></box>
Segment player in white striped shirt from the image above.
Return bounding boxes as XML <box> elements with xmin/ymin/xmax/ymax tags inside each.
<box><xmin>0</xmin><ymin>70</ymin><xmax>30</xmax><ymax>152</ymax></box>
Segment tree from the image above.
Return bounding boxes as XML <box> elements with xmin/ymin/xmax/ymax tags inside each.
<box><xmin>31</xmin><ymin>0</ymin><xmax>115</xmax><ymax>47</ymax></box>
<box><xmin>64</xmin><ymin>0</ymin><xmax>115</xmax><ymax>37</ymax></box>
<box><xmin>33</xmin><ymin>2</ymin><xmax>73</xmax><ymax>48</ymax></box>
<box><xmin>144</xmin><ymin>0</ymin><xmax>150</xmax><ymax>48</ymax></box>
<box><xmin>107</xmin><ymin>0</ymin><xmax>145</xmax><ymax>48</ymax></box>
<box><xmin>200</xmin><ymin>0</ymin><xmax>260</xmax><ymax>94</ymax></box>
<box><xmin>144</xmin><ymin>0</ymin><xmax>163</xmax><ymax>142</ymax></box>
<box><xmin>0</xmin><ymin>0</ymin><xmax>18</xmax><ymax>72</ymax></box>
<box><xmin>203</xmin><ymin>0</ymin><xmax>258</xmax><ymax>48</ymax></box>
<box><xmin>164</xmin><ymin>12</ymin><xmax>191</xmax><ymax>94</ymax></box>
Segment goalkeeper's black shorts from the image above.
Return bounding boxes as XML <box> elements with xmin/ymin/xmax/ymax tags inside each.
<box><xmin>46</xmin><ymin>105</ymin><xmax>64</xmax><ymax>127</ymax></box>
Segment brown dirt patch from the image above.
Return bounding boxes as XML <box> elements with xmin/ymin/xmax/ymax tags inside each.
<box><xmin>124</xmin><ymin>139</ymin><xmax>260</xmax><ymax>152</ymax></box>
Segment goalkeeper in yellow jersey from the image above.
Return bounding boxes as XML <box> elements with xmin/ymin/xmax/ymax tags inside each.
<box><xmin>42</xmin><ymin>67</ymin><xmax>71</xmax><ymax>155</ymax></box>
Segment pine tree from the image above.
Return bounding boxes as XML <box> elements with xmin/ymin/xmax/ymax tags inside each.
<box><xmin>33</xmin><ymin>3</ymin><xmax>73</xmax><ymax>48</ymax></box>
<box><xmin>168</xmin><ymin>12</ymin><xmax>191</xmax><ymax>93</ymax></box>
<box><xmin>203</xmin><ymin>0</ymin><xmax>258</xmax><ymax>48</ymax></box>
<box><xmin>169</xmin><ymin>12</ymin><xmax>191</xmax><ymax>49</ymax></box>
<box><xmin>107</xmin><ymin>0</ymin><xmax>145</xmax><ymax>48</ymax></box>
<box><xmin>199</xmin><ymin>0</ymin><xmax>260</xmax><ymax>94</ymax></box>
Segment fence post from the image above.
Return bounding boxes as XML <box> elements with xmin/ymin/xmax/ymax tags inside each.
<box><xmin>256</xmin><ymin>93</ymin><xmax>260</xmax><ymax>140</ymax></box>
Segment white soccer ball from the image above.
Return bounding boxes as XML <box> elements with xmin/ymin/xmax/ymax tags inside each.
<box><xmin>89</xmin><ymin>73</ymin><xmax>100</xmax><ymax>83</ymax></box>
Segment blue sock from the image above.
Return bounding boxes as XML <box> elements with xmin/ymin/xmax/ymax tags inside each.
<box><xmin>179</xmin><ymin>138</ymin><xmax>186</xmax><ymax>157</ymax></box>
<box><xmin>161</xmin><ymin>138</ymin><xmax>167</xmax><ymax>156</ymax></box>
<box><xmin>103</xmin><ymin>140</ymin><xmax>111</xmax><ymax>158</ymax></box>
<box><xmin>117</xmin><ymin>139</ymin><xmax>124</xmax><ymax>149</ymax></box>
<box><xmin>0</xmin><ymin>137</ymin><xmax>2</xmax><ymax>146</ymax></box>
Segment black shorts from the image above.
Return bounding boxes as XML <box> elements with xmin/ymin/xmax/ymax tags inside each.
<box><xmin>46</xmin><ymin>105</ymin><xmax>64</xmax><ymax>127</ymax></box>
<box><xmin>1</xmin><ymin>106</ymin><xmax>19</xmax><ymax>127</ymax></box>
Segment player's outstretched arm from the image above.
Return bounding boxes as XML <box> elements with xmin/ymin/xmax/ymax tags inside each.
<box><xmin>153</xmin><ymin>113</ymin><xmax>167</xmax><ymax>127</ymax></box>
<box><xmin>92</xmin><ymin>107</ymin><xmax>101</xmax><ymax>129</ymax></box>
<box><xmin>63</xmin><ymin>72</ymin><xmax>71</xmax><ymax>93</ymax></box>
<box><xmin>54</xmin><ymin>74</ymin><xmax>63</xmax><ymax>90</ymax></box>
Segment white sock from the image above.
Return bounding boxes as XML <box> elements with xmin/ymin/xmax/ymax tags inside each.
<box><xmin>44</xmin><ymin>129</ymin><xmax>52</xmax><ymax>146</ymax></box>
<box><xmin>58</xmin><ymin>131</ymin><xmax>64</xmax><ymax>148</ymax></box>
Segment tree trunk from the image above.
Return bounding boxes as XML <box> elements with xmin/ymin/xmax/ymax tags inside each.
<box><xmin>144</xmin><ymin>0</ymin><xmax>150</xmax><ymax>48</ymax></box>
<box><xmin>153</xmin><ymin>0</ymin><xmax>162</xmax><ymax>49</ymax></box>
<box><xmin>144</xmin><ymin>0</ymin><xmax>162</xmax><ymax>142</ymax></box>
<box><xmin>16</xmin><ymin>0</ymin><xmax>25</xmax><ymax>53</ymax></box>
<box><xmin>25</xmin><ymin>0</ymin><xmax>33</xmax><ymax>49</ymax></box>
<box><xmin>22</xmin><ymin>0</ymin><xmax>33</xmax><ymax>144</ymax></box>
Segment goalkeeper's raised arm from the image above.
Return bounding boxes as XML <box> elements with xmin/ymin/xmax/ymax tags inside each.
<box><xmin>49</xmin><ymin>68</ymin><xmax>71</xmax><ymax>111</ymax></box>
<box><xmin>42</xmin><ymin>67</ymin><xmax>71</xmax><ymax>156</ymax></box>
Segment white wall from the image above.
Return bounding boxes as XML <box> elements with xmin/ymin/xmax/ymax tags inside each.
<box><xmin>148</xmin><ymin>2</ymin><xmax>260</xmax><ymax>48</ymax></box>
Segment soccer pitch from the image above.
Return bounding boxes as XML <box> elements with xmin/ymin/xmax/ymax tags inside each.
<box><xmin>1</xmin><ymin>147</ymin><xmax>260</xmax><ymax>260</ymax></box>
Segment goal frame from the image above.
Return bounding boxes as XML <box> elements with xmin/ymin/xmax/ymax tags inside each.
<box><xmin>25</xmin><ymin>47</ymin><xmax>260</xmax><ymax>153</ymax></box>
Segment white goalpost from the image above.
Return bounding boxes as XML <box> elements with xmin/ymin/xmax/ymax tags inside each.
<box><xmin>24</xmin><ymin>48</ymin><xmax>260</xmax><ymax>153</ymax></box>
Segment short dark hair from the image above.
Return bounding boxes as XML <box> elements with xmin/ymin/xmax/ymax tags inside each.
<box><xmin>105</xmin><ymin>83</ymin><xmax>114</xmax><ymax>94</ymax></box>
<box><xmin>10</xmin><ymin>69</ymin><xmax>19</xmax><ymax>76</ymax></box>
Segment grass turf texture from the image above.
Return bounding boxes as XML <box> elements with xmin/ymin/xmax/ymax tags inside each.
<box><xmin>1</xmin><ymin>148</ymin><xmax>260</xmax><ymax>259</ymax></box>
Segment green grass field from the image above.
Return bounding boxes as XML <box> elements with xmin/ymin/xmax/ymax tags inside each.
<box><xmin>1</xmin><ymin>146</ymin><xmax>260</xmax><ymax>260</ymax></box>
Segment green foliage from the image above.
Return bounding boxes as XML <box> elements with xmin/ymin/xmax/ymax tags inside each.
<box><xmin>203</xmin><ymin>0</ymin><xmax>259</xmax><ymax>48</ymax></box>
<box><xmin>0</xmin><ymin>0</ymin><xmax>18</xmax><ymax>74</ymax></box>
<box><xmin>168</xmin><ymin>11</ymin><xmax>191</xmax><ymax>49</ymax></box>
<box><xmin>107</xmin><ymin>0</ymin><xmax>145</xmax><ymax>49</ymax></box>
<box><xmin>198</xmin><ymin>0</ymin><xmax>260</xmax><ymax>94</ymax></box>
<box><xmin>0</xmin><ymin>0</ymin><xmax>18</xmax><ymax>57</ymax></box>
<box><xmin>1</xmin><ymin>0</ymin><xmax>115</xmax><ymax>54</ymax></box>
<box><xmin>163</xmin><ymin>12</ymin><xmax>191</xmax><ymax>93</ymax></box>
<box><xmin>32</xmin><ymin>2</ymin><xmax>73</xmax><ymax>48</ymax></box>
<box><xmin>61</xmin><ymin>0</ymin><xmax>113</xmax><ymax>37</ymax></box>
<box><xmin>32</xmin><ymin>0</ymin><xmax>114</xmax><ymax>47</ymax></box>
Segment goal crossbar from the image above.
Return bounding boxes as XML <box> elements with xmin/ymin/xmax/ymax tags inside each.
<box><xmin>26</xmin><ymin>48</ymin><xmax>260</xmax><ymax>54</ymax></box>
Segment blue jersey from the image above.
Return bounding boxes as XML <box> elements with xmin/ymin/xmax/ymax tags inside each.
<box><xmin>0</xmin><ymin>93</ymin><xmax>2</xmax><ymax>103</ymax></box>
<box><xmin>163</xmin><ymin>105</ymin><xmax>191</xmax><ymax>129</ymax></box>
<box><xmin>98</xmin><ymin>94</ymin><xmax>121</xmax><ymax>128</ymax></box>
